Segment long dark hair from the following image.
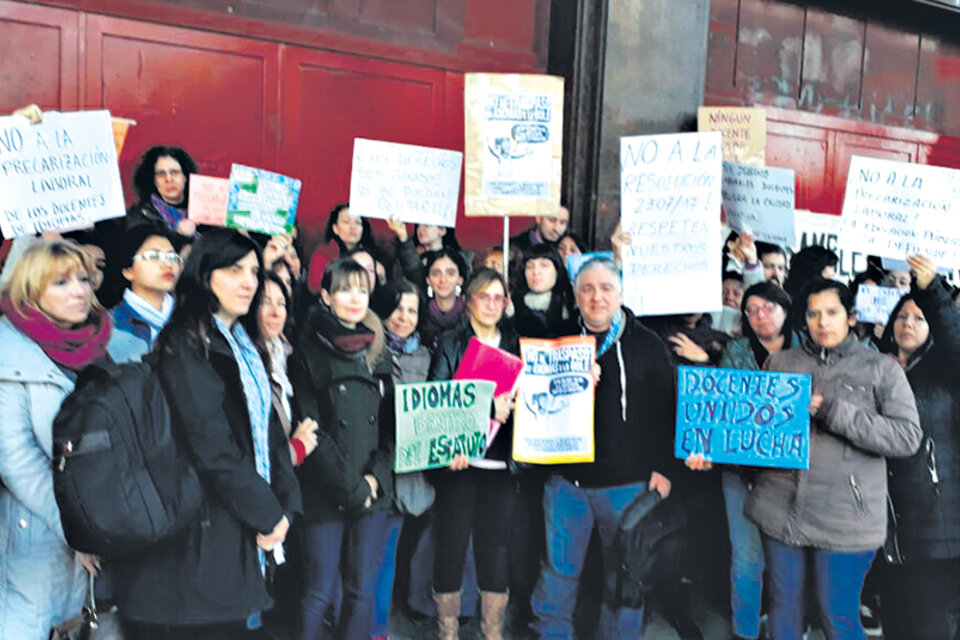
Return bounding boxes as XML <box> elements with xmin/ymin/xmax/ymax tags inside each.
<box><xmin>323</xmin><ymin>203</ymin><xmax>374</xmax><ymax>253</ymax></box>
<box><xmin>414</xmin><ymin>223</ymin><xmax>461</xmax><ymax>251</ymax></box>
<box><xmin>513</xmin><ymin>243</ymin><xmax>575</xmax><ymax>336</ymax></box>
<box><xmin>157</xmin><ymin>228</ymin><xmax>264</xmax><ymax>349</ymax></box>
<box><xmin>132</xmin><ymin>145</ymin><xmax>199</xmax><ymax>204</ymax></box>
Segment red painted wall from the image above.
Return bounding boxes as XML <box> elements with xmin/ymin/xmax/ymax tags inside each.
<box><xmin>0</xmin><ymin>0</ymin><xmax>549</xmax><ymax>256</ymax></box>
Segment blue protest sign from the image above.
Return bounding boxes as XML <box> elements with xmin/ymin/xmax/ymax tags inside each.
<box><xmin>674</xmin><ymin>365</ymin><xmax>811</xmax><ymax>469</ymax></box>
<box><xmin>565</xmin><ymin>251</ymin><xmax>614</xmax><ymax>283</ymax></box>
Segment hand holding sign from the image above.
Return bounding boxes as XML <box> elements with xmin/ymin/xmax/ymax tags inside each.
<box><xmin>907</xmin><ymin>254</ymin><xmax>937</xmax><ymax>290</ymax></box>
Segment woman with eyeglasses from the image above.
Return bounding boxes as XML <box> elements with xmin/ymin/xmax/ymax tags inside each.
<box><xmin>128</xmin><ymin>146</ymin><xmax>200</xmax><ymax>237</ymax></box>
<box><xmin>108</xmin><ymin>225</ymin><xmax>181</xmax><ymax>363</ymax></box>
<box><xmin>429</xmin><ymin>268</ymin><xmax>517</xmax><ymax>640</ymax></box>
<box><xmin>687</xmin><ymin>282</ymin><xmax>795</xmax><ymax>640</ymax></box>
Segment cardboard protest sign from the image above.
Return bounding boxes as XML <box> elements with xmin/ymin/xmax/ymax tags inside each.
<box><xmin>394</xmin><ymin>379</ymin><xmax>496</xmax><ymax>473</ymax></box>
<box><xmin>464</xmin><ymin>73</ymin><xmax>563</xmax><ymax>216</ymax></box>
<box><xmin>722</xmin><ymin>162</ymin><xmax>796</xmax><ymax>246</ymax></box>
<box><xmin>620</xmin><ymin>131</ymin><xmax>723</xmax><ymax>315</ymax></box>
<box><xmin>840</xmin><ymin>156</ymin><xmax>960</xmax><ymax>268</ymax></box>
<box><xmin>565</xmin><ymin>251</ymin><xmax>614</xmax><ymax>283</ymax></box>
<box><xmin>675</xmin><ymin>366</ymin><xmax>811</xmax><ymax>469</ymax></box>
<box><xmin>453</xmin><ymin>337</ymin><xmax>524</xmax><ymax>396</ymax></box>
<box><xmin>188</xmin><ymin>175</ymin><xmax>229</xmax><ymax>226</ymax></box>
<box><xmin>880</xmin><ymin>256</ymin><xmax>956</xmax><ymax>283</ymax></box>
<box><xmin>350</xmin><ymin>139</ymin><xmax>462</xmax><ymax>228</ymax></box>
<box><xmin>513</xmin><ymin>336</ymin><xmax>596</xmax><ymax>464</ymax></box>
<box><xmin>698</xmin><ymin>107</ymin><xmax>766</xmax><ymax>166</ymax></box>
<box><xmin>792</xmin><ymin>210</ymin><xmax>868</xmax><ymax>279</ymax></box>
<box><xmin>856</xmin><ymin>284</ymin><xmax>906</xmax><ymax>324</ymax></box>
<box><xmin>226</xmin><ymin>164</ymin><xmax>301</xmax><ymax>236</ymax></box>
<box><xmin>0</xmin><ymin>110</ymin><xmax>125</xmax><ymax>238</ymax></box>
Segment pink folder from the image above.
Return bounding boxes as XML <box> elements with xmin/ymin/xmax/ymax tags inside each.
<box><xmin>453</xmin><ymin>337</ymin><xmax>523</xmax><ymax>396</ymax></box>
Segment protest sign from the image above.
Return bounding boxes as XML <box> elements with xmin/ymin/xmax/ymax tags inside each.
<box><xmin>464</xmin><ymin>73</ymin><xmax>563</xmax><ymax>216</ymax></box>
<box><xmin>453</xmin><ymin>337</ymin><xmax>524</xmax><ymax>396</ymax></box>
<box><xmin>226</xmin><ymin>164</ymin><xmax>301</xmax><ymax>236</ymax></box>
<box><xmin>674</xmin><ymin>366</ymin><xmax>811</xmax><ymax>469</ymax></box>
<box><xmin>0</xmin><ymin>110</ymin><xmax>125</xmax><ymax>238</ymax></box>
<box><xmin>855</xmin><ymin>284</ymin><xmax>906</xmax><ymax>324</ymax></box>
<box><xmin>698</xmin><ymin>107</ymin><xmax>766</xmax><ymax>166</ymax></box>
<box><xmin>840</xmin><ymin>156</ymin><xmax>960</xmax><ymax>269</ymax></box>
<box><xmin>349</xmin><ymin>139</ymin><xmax>462</xmax><ymax>228</ymax></box>
<box><xmin>620</xmin><ymin>131</ymin><xmax>723</xmax><ymax>315</ymax></box>
<box><xmin>565</xmin><ymin>251</ymin><xmax>614</xmax><ymax>283</ymax></box>
<box><xmin>394</xmin><ymin>379</ymin><xmax>496</xmax><ymax>473</ymax></box>
<box><xmin>792</xmin><ymin>210</ymin><xmax>868</xmax><ymax>279</ymax></box>
<box><xmin>513</xmin><ymin>336</ymin><xmax>596</xmax><ymax>464</ymax></box>
<box><xmin>722</xmin><ymin>162</ymin><xmax>796</xmax><ymax>246</ymax></box>
<box><xmin>880</xmin><ymin>256</ymin><xmax>956</xmax><ymax>283</ymax></box>
<box><xmin>188</xmin><ymin>175</ymin><xmax>229</xmax><ymax>227</ymax></box>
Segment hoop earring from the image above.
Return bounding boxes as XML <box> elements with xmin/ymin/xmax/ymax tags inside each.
<box><xmin>455</xmin><ymin>284</ymin><xmax>462</xmax><ymax>297</ymax></box>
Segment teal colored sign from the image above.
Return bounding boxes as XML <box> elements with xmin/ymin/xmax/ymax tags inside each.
<box><xmin>674</xmin><ymin>365</ymin><xmax>811</xmax><ymax>469</ymax></box>
<box><xmin>395</xmin><ymin>379</ymin><xmax>496</xmax><ymax>473</ymax></box>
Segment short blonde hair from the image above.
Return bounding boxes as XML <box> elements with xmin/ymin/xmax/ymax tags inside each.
<box><xmin>2</xmin><ymin>239</ymin><xmax>101</xmax><ymax>319</ymax></box>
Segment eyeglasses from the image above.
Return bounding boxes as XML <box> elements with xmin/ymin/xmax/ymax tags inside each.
<box><xmin>745</xmin><ymin>301</ymin><xmax>780</xmax><ymax>318</ymax></box>
<box><xmin>133</xmin><ymin>250</ymin><xmax>182</xmax><ymax>265</ymax></box>
<box><xmin>474</xmin><ymin>292</ymin><xmax>506</xmax><ymax>307</ymax></box>
<box><xmin>154</xmin><ymin>169</ymin><xmax>183</xmax><ymax>179</ymax></box>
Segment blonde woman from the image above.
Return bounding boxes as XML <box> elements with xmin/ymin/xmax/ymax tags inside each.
<box><xmin>0</xmin><ymin>239</ymin><xmax>111</xmax><ymax>639</ymax></box>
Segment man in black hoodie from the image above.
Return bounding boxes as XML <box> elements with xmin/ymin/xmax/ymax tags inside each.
<box><xmin>530</xmin><ymin>257</ymin><xmax>678</xmax><ymax>640</ymax></box>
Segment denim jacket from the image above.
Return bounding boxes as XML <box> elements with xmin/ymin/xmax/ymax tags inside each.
<box><xmin>0</xmin><ymin>316</ymin><xmax>87</xmax><ymax>638</ymax></box>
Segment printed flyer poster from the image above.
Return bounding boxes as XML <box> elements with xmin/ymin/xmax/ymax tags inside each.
<box><xmin>226</xmin><ymin>164</ymin><xmax>301</xmax><ymax>236</ymax></box>
<box><xmin>464</xmin><ymin>73</ymin><xmax>563</xmax><ymax>216</ymax></box>
<box><xmin>513</xmin><ymin>336</ymin><xmax>596</xmax><ymax>464</ymax></box>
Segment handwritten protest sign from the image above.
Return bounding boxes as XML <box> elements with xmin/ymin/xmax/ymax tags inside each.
<box><xmin>856</xmin><ymin>284</ymin><xmax>906</xmax><ymax>324</ymax></box>
<box><xmin>0</xmin><ymin>110</ymin><xmax>125</xmax><ymax>238</ymax></box>
<box><xmin>513</xmin><ymin>336</ymin><xmax>596</xmax><ymax>464</ymax></box>
<box><xmin>722</xmin><ymin>162</ymin><xmax>796</xmax><ymax>246</ymax></box>
<box><xmin>349</xmin><ymin>139</ymin><xmax>462</xmax><ymax>227</ymax></box>
<box><xmin>698</xmin><ymin>107</ymin><xmax>766</xmax><ymax>166</ymax></box>
<box><xmin>394</xmin><ymin>379</ymin><xmax>496</xmax><ymax>473</ymax></box>
<box><xmin>792</xmin><ymin>210</ymin><xmax>868</xmax><ymax>279</ymax></box>
<box><xmin>464</xmin><ymin>73</ymin><xmax>563</xmax><ymax>216</ymax></box>
<box><xmin>620</xmin><ymin>132</ymin><xmax>723</xmax><ymax>315</ymax></box>
<box><xmin>674</xmin><ymin>366</ymin><xmax>811</xmax><ymax>469</ymax></box>
<box><xmin>840</xmin><ymin>156</ymin><xmax>960</xmax><ymax>268</ymax></box>
<box><xmin>881</xmin><ymin>256</ymin><xmax>956</xmax><ymax>284</ymax></box>
<box><xmin>226</xmin><ymin>164</ymin><xmax>301</xmax><ymax>236</ymax></box>
<box><xmin>565</xmin><ymin>251</ymin><xmax>614</xmax><ymax>283</ymax></box>
<box><xmin>188</xmin><ymin>175</ymin><xmax>229</xmax><ymax>226</ymax></box>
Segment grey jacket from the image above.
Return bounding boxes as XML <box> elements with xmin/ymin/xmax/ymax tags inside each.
<box><xmin>745</xmin><ymin>333</ymin><xmax>922</xmax><ymax>551</ymax></box>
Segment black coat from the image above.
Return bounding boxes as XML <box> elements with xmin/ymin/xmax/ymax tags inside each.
<box><xmin>115</xmin><ymin>321</ymin><xmax>301</xmax><ymax>625</ymax></box>
<box><xmin>880</xmin><ymin>279</ymin><xmax>960</xmax><ymax>561</ymax></box>
<box><xmin>429</xmin><ymin>320</ymin><xmax>520</xmax><ymax>463</ymax></box>
<box><xmin>290</xmin><ymin>306</ymin><xmax>396</xmax><ymax>522</ymax></box>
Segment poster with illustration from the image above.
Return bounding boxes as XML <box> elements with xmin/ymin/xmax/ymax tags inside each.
<box><xmin>226</xmin><ymin>164</ymin><xmax>301</xmax><ymax>236</ymax></box>
<box><xmin>464</xmin><ymin>73</ymin><xmax>563</xmax><ymax>216</ymax></box>
<box><xmin>513</xmin><ymin>336</ymin><xmax>596</xmax><ymax>464</ymax></box>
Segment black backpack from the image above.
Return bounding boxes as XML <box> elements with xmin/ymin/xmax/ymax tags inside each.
<box><xmin>608</xmin><ymin>489</ymin><xmax>687</xmax><ymax>608</ymax></box>
<box><xmin>52</xmin><ymin>360</ymin><xmax>203</xmax><ymax>558</ymax></box>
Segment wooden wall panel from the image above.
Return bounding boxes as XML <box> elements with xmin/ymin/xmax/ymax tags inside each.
<box><xmin>0</xmin><ymin>0</ymin><xmax>78</xmax><ymax>112</ymax></box>
<box><xmin>84</xmin><ymin>15</ymin><xmax>280</xmax><ymax>201</ymax></box>
<box><xmin>705</xmin><ymin>0</ymin><xmax>738</xmax><ymax>97</ymax></box>
<box><xmin>765</xmin><ymin>119</ymin><xmax>833</xmax><ymax>212</ymax></box>
<box><xmin>831</xmin><ymin>133</ymin><xmax>919</xmax><ymax>211</ymax></box>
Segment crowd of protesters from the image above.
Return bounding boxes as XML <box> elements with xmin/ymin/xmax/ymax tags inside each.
<box><xmin>0</xmin><ymin>114</ymin><xmax>957</xmax><ymax>640</ymax></box>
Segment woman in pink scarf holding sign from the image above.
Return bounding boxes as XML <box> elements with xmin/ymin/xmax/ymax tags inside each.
<box><xmin>428</xmin><ymin>268</ymin><xmax>518</xmax><ymax>640</ymax></box>
<box><xmin>0</xmin><ymin>239</ymin><xmax>111</xmax><ymax>639</ymax></box>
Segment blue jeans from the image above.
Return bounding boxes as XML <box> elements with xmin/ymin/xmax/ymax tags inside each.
<box><xmin>531</xmin><ymin>475</ymin><xmax>647</xmax><ymax>640</ymax></box>
<box><xmin>763</xmin><ymin>535</ymin><xmax>876</xmax><ymax>640</ymax></box>
<box><xmin>297</xmin><ymin>511</ymin><xmax>392</xmax><ymax>640</ymax></box>
<box><xmin>370</xmin><ymin>515</ymin><xmax>402</xmax><ymax>638</ymax></box>
<box><xmin>722</xmin><ymin>471</ymin><xmax>764</xmax><ymax>639</ymax></box>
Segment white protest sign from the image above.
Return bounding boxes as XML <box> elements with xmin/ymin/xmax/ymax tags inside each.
<box><xmin>855</xmin><ymin>284</ymin><xmax>906</xmax><ymax>324</ymax></box>
<box><xmin>0</xmin><ymin>110</ymin><xmax>125</xmax><ymax>238</ymax></box>
<box><xmin>620</xmin><ymin>131</ymin><xmax>723</xmax><ymax>315</ymax></box>
<box><xmin>792</xmin><ymin>210</ymin><xmax>868</xmax><ymax>279</ymax></box>
<box><xmin>349</xmin><ymin>139</ymin><xmax>463</xmax><ymax>228</ymax></box>
<box><xmin>840</xmin><ymin>156</ymin><xmax>960</xmax><ymax>268</ymax></box>
<box><xmin>722</xmin><ymin>162</ymin><xmax>796</xmax><ymax>246</ymax></box>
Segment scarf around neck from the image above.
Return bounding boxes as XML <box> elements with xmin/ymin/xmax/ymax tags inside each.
<box><xmin>1</xmin><ymin>297</ymin><xmax>110</xmax><ymax>371</ymax></box>
<box><xmin>150</xmin><ymin>193</ymin><xmax>186</xmax><ymax>230</ymax></box>
<box><xmin>427</xmin><ymin>296</ymin><xmax>465</xmax><ymax>332</ymax></box>
<box><xmin>387</xmin><ymin>331</ymin><xmax>421</xmax><ymax>355</ymax></box>
<box><xmin>315</xmin><ymin>305</ymin><xmax>375</xmax><ymax>354</ymax></box>
<box><xmin>123</xmin><ymin>289</ymin><xmax>174</xmax><ymax>342</ymax></box>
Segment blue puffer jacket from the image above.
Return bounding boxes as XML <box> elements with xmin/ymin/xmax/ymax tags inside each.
<box><xmin>0</xmin><ymin>317</ymin><xmax>87</xmax><ymax>640</ymax></box>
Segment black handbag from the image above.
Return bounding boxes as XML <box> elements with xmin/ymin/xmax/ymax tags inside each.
<box><xmin>608</xmin><ymin>489</ymin><xmax>687</xmax><ymax>608</ymax></box>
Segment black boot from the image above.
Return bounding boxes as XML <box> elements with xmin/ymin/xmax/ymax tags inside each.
<box><xmin>664</xmin><ymin>578</ymin><xmax>704</xmax><ymax>640</ymax></box>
